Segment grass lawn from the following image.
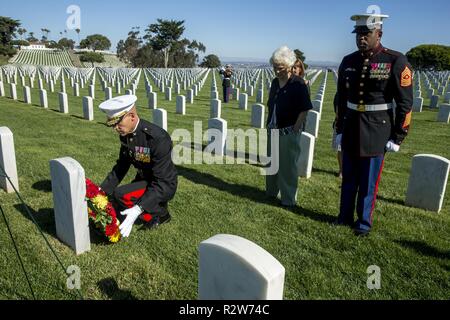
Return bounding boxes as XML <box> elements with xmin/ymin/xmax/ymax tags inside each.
<box><xmin>0</xmin><ymin>68</ymin><xmax>449</xmax><ymax>300</ymax></box>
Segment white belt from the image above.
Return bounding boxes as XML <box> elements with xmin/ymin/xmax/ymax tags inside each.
<box><xmin>347</xmin><ymin>102</ymin><xmax>393</xmax><ymax>112</ymax></box>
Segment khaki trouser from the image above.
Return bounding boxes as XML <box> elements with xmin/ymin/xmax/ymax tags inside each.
<box><xmin>265</xmin><ymin>130</ymin><xmax>302</xmax><ymax>206</ymax></box>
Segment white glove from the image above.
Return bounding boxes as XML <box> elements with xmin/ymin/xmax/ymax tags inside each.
<box><xmin>385</xmin><ymin>140</ymin><xmax>400</xmax><ymax>153</ymax></box>
<box><xmin>335</xmin><ymin>134</ymin><xmax>342</xmax><ymax>151</ymax></box>
<box><xmin>119</xmin><ymin>205</ymin><xmax>143</xmax><ymax>238</ymax></box>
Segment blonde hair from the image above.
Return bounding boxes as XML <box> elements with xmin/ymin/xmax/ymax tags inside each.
<box><xmin>270</xmin><ymin>46</ymin><xmax>297</xmax><ymax>68</ymax></box>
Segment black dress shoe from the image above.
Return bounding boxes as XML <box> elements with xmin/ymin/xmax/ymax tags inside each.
<box><xmin>353</xmin><ymin>227</ymin><xmax>370</xmax><ymax>237</ymax></box>
<box><xmin>144</xmin><ymin>213</ymin><xmax>171</xmax><ymax>229</ymax></box>
<box><xmin>332</xmin><ymin>219</ymin><xmax>353</xmax><ymax>227</ymax></box>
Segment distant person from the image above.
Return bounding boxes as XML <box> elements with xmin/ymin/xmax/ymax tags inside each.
<box><xmin>292</xmin><ymin>58</ymin><xmax>311</xmax><ymax>96</ymax></box>
<box><xmin>99</xmin><ymin>95</ymin><xmax>178</xmax><ymax>238</ymax></box>
<box><xmin>266</xmin><ymin>46</ymin><xmax>313</xmax><ymax>207</ymax></box>
<box><xmin>219</xmin><ymin>64</ymin><xmax>233</xmax><ymax>103</ymax></box>
<box><xmin>334</xmin><ymin>12</ymin><xmax>413</xmax><ymax>236</ymax></box>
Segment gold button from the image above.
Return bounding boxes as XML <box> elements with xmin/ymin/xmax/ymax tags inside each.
<box><xmin>360</xmin><ymin>100</ymin><xmax>364</xmax><ymax>104</ymax></box>
<box><xmin>360</xmin><ymin>83</ymin><xmax>364</xmax><ymax>87</ymax></box>
<box><xmin>362</xmin><ymin>75</ymin><xmax>366</xmax><ymax>79</ymax></box>
<box><xmin>365</xmin><ymin>59</ymin><xmax>369</xmax><ymax>62</ymax></box>
<box><xmin>363</xmin><ymin>66</ymin><xmax>368</xmax><ymax>70</ymax></box>
<box><xmin>359</xmin><ymin>92</ymin><xmax>364</xmax><ymax>95</ymax></box>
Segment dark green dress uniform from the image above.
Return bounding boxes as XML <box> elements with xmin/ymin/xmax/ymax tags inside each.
<box><xmin>336</xmin><ymin>44</ymin><xmax>413</xmax><ymax>234</ymax></box>
<box><xmin>101</xmin><ymin>119</ymin><xmax>178</xmax><ymax>221</ymax></box>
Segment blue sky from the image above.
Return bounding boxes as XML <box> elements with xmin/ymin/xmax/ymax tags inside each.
<box><xmin>1</xmin><ymin>0</ymin><xmax>449</xmax><ymax>63</ymax></box>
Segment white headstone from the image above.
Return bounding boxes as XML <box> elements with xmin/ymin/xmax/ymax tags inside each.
<box><xmin>73</xmin><ymin>83</ymin><xmax>79</xmax><ymax>97</ymax></box>
<box><xmin>430</xmin><ymin>95</ymin><xmax>440</xmax><ymax>108</ymax></box>
<box><xmin>305</xmin><ymin>110</ymin><xmax>320</xmax><ymax>138</ymax></box>
<box><xmin>59</xmin><ymin>92</ymin><xmax>68</xmax><ymax>114</ymax></box>
<box><xmin>211</xmin><ymin>90</ymin><xmax>219</xmax><ymax>100</ymax></box>
<box><xmin>233</xmin><ymin>88</ymin><xmax>240</xmax><ymax>100</ymax></box>
<box><xmin>298</xmin><ymin>132</ymin><xmax>315</xmax><ymax>178</ymax></box>
<box><xmin>60</xmin><ymin>81</ymin><xmax>66</xmax><ymax>93</ymax></box>
<box><xmin>413</xmin><ymin>97</ymin><xmax>423</xmax><ymax>112</ymax></box>
<box><xmin>312</xmin><ymin>100</ymin><xmax>323</xmax><ymax>119</ymax></box>
<box><xmin>444</xmin><ymin>92</ymin><xmax>450</xmax><ymax>104</ymax></box>
<box><xmin>49</xmin><ymin>80</ymin><xmax>55</xmax><ymax>93</ymax></box>
<box><xmin>49</xmin><ymin>157</ymin><xmax>91</xmax><ymax>255</ymax></box>
<box><xmin>251</xmin><ymin>104</ymin><xmax>265</xmax><ymax>129</ymax></box>
<box><xmin>198</xmin><ymin>234</ymin><xmax>285</xmax><ymax>300</ymax></box>
<box><xmin>405</xmin><ymin>154</ymin><xmax>450</xmax><ymax>213</ymax></box>
<box><xmin>256</xmin><ymin>89</ymin><xmax>264</xmax><ymax>104</ymax></box>
<box><xmin>105</xmin><ymin>87</ymin><xmax>112</xmax><ymax>101</ymax></box>
<box><xmin>239</xmin><ymin>93</ymin><xmax>248</xmax><ymax>111</ymax></box>
<box><xmin>211</xmin><ymin>99</ymin><xmax>222</xmax><ymax>118</ymax></box>
<box><xmin>82</xmin><ymin>96</ymin><xmax>94</xmax><ymax>121</ymax></box>
<box><xmin>153</xmin><ymin>108</ymin><xmax>167</xmax><ymax>131</ymax></box>
<box><xmin>165</xmin><ymin>87</ymin><xmax>172</xmax><ymax>101</ymax></box>
<box><xmin>176</xmin><ymin>95</ymin><xmax>186</xmax><ymax>115</ymax></box>
<box><xmin>10</xmin><ymin>83</ymin><xmax>17</xmax><ymax>100</ymax></box>
<box><xmin>0</xmin><ymin>81</ymin><xmax>4</xmax><ymax>97</ymax></box>
<box><xmin>187</xmin><ymin>89</ymin><xmax>194</xmax><ymax>104</ymax></box>
<box><xmin>0</xmin><ymin>127</ymin><xmax>19</xmax><ymax>193</ymax></box>
<box><xmin>148</xmin><ymin>92</ymin><xmax>157</xmax><ymax>109</ymax></box>
<box><xmin>207</xmin><ymin>118</ymin><xmax>227</xmax><ymax>157</ymax></box>
<box><xmin>39</xmin><ymin>89</ymin><xmax>48</xmax><ymax>109</ymax></box>
<box><xmin>23</xmin><ymin>86</ymin><xmax>31</xmax><ymax>104</ymax></box>
<box><xmin>437</xmin><ymin>103</ymin><xmax>450</xmax><ymax>123</ymax></box>
<box><xmin>89</xmin><ymin>84</ymin><xmax>95</xmax><ymax>99</ymax></box>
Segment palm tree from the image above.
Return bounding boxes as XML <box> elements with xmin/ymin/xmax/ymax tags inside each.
<box><xmin>75</xmin><ymin>28</ymin><xmax>81</xmax><ymax>45</ymax></box>
<box><xmin>17</xmin><ymin>28</ymin><xmax>27</xmax><ymax>40</ymax></box>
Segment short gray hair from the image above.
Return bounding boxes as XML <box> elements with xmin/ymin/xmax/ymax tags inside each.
<box><xmin>270</xmin><ymin>46</ymin><xmax>297</xmax><ymax>68</ymax></box>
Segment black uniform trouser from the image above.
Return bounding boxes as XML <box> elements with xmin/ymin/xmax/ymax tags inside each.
<box><xmin>112</xmin><ymin>180</ymin><xmax>169</xmax><ymax>222</ymax></box>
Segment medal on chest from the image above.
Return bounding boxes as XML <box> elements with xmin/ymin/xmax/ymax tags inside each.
<box><xmin>370</xmin><ymin>63</ymin><xmax>392</xmax><ymax>80</ymax></box>
<box><xmin>134</xmin><ymin>146</ymin><xmax>151</xmax><ymax>163</ymax></box>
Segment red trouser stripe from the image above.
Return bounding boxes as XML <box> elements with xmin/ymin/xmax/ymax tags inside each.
<box><xmin>121</xmin><ymin>188</ymin><xmax>146</xmax><ymax>208</ymax></box>
<box><xmin>370</xmin><ymin>159</ymin><xmax>385</xmax><ymax>224</ymax></box>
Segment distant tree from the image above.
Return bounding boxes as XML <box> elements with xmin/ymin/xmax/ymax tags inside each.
<box><xmin>294</xmin><ymin>49</ymin><xmax>308</xmax><ymax>70</ymax></box>
<box><xmin>46</xmin><ymin>40</ymin><xmax>61</xmax><ymax>49</ymax></box>
<box><xmin>0</xmin><ymin>16</ymin><xmax>21</xmax><ymax>57</ymax></box>
<box><xmin>79</xmin><ymin>52</ymin><xmax>105</xmax><ymax>65</ymax></box>
<box><xmin>144</xmin><ymin>19</ymin><xmax>185</xmax><ymax>68</ymax></box>
<box><xmin>200</xmin><ymin>54</ymin><xmax>221</xmax><ymax>68</ymax></box>
<box><xmin>26</xmin><ymin>32</ymin><xmax>38</xmax><ymax>43</ymax></box>
<box><xmin>80</xmin><ymin>34</ymin><xmax>111</xmax><ymax>52</ymax></box>
<box><xmin>132</xmin><ymin>44</ymin><xmax>163</xmax><ymax>67</ymax></box>
<box><xmin>58</xmin><ymin>38</ymin><xmax>75</xmax><ymax>50</ymax></box>
<box><xmin>17</xmin><ymin>27</ymin><xmax>27</xmax><ymax>40</ymax></box>
<box><xmin>75</xmin><ymin>28</ymin><xmax>81</xmax><ymax>44</ymax></box>
<box><xmin>406</xmin><ymin>45</ymin><xmax>450</xmax><ymax>71</ymax></box>
<box><xmin>11</xmin><ymin>39</ymin><xmax>29</xmax><ymax>46</ymax></box>
<box><xmin>117</xmin><ymin>27</ymin><xmax>142</xmax><ymax>64</ymax></box>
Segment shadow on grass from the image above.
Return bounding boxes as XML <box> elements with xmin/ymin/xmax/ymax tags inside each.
<box><xmin>176</xmin><ymin>165</ymin><xmax>336</xmax><ymax>224</ymax></box>
<box><xmin>377</xmin><ymin>195</ymin><xmax>405</xmax><ymax>206</ymax></box>
<box><xmin>13</xmin><ymin>204</ymin><xmax>57</xmax><ymax>238</ymax></box>
<box><xmin>176</xmin><ymin>141</ymin><xmax>266</xmax><ymax>168</ymax></box>
<box><xmin>176</xmin><ymin>165</ymin><xmax>276</xmax><ymax>205</ymax></box>
<box><xmin>396</xmin><ymin>240</ymin><xmax>450</xmax><ymax>260</ymax></box>
<box><xmin>312</xmin><ymin>167</ymin><xmax>341</xmax><ymax>178</ymax></box>
<box><xmin>97</xmin><ymin>278</ymin><xmax>137</xmax><ymax>300</ymax></box>
<box><xmin>13</xmin><ymin>203</ymin><xmax>110</xmax><ymax>246</ymax></box>
<box><xmin>32</xmin><ymin>180</ymin><xmax>52</xmax><ymax>192</ymax></box>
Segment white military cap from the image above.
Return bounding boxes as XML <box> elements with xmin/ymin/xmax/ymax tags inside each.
<box><xmin>99</xmin><ymin>95</ymin><xmax>137</xmax><ymax>126</ymax></box>
<box><xmin>351</xmin><ymin>13</ymin><xmax>389</xmax><ymax>33</ymax></box>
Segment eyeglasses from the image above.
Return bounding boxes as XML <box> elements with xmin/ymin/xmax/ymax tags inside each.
<box><xmin>106</xmin><ymin>112</ymin><xmax>130</xmax><ymax>128</ymax></box>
